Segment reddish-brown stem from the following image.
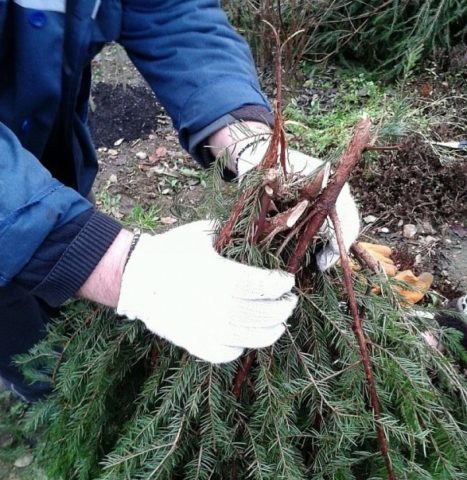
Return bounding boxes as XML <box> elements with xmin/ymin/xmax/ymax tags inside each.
<box><xmin>287</xmin><ymin>116</ymin><xmax>372</xmax><ymax>273</ymax></box>
<box><xmin>216</xmin><ymin>188</ymin><xmax>254</xmax><ymax>252</ymax></box>
<box><xmin>364</xmin><ymin>144</ymin><xmax>401</xmax><ymax>151</ymax></box>
<box><xmin>149</xmin><ymin>344</ymin><xmax>160</xmax><ymax>371</ymax></box>
<box><xmin>276</xmin><ymin>206</ymin><xmax>316</xmax><ymax>257</ymax></box>
<box><xmin>226</xmin><ymin>25</ymin><xmax>288</xmax><ymax>397</ymax></box>
<box><xmin>298</xmin><ymin>169</ymin><xmax>325</xmax><ymax>202</ymax></box>
<box><xmin>253</xmin><ymin>194</ymin><xmax>273</xmax><ymax>243</ymax></box>
<box><xmin>329</xmin><ymin>209</ymin><xmax>396</xmax><ymax>480</ymax></box>
<box><xmin>232</xmin><ymin>351</ymin><xmax>256</xmax><ymax>398</ymax></box>
<box><xmin>351</xmin><ymin>242</ymin><xmax>380</xmax><ymax>273</ymax></box>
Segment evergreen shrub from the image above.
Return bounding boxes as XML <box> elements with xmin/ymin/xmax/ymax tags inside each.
<box><xmin>223</xmin><ymin>0</ymin><xmax>467</xmax><ymax>78</ymax></box>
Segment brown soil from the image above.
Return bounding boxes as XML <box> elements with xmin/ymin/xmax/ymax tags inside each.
<box><xmin>89</xmin><ymin>83</ymin><xmax>162</xmax><ymax>147</ymax></box>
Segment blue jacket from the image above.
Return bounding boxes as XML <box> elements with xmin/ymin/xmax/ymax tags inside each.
<box><xmin>0</xmin><ymin>0</ymin><xmax>271</xmax><ymax>300</ymax></box>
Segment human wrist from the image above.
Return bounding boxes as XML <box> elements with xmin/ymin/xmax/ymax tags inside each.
<box><xmin>77</xmin><ymin>229</ymin><xmax>134</xmax><ymax>308</ymax></box>
<box><xmin>208</xmin><ymin>121</ymin><xmax>271</xmax><ymax>174</ymax></box>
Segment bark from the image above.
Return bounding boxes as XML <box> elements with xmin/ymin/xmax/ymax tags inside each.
<box><xmin>287</xmin><ymin>115</ymin><xmax>372</xmax><ymax>273</ymax></box>
<box><xmin>330</xmin><ymin>209</ymin><xmax>396</xmax><ymax>480</ymax></box>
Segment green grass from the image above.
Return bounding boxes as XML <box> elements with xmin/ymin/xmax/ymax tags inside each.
<box><xmin>0</xmin><ymin>390</ymin><xmax>46</xmax><ymax>479</ymax></box>
<box><xmin>122</xmin><ymin>204</ymin><xmax>160</xmax><ymax>232</ymax></box>
<box><xmin>95</xmin><ymin>189</ymin><xmax>122</xmax><ymax>219</ymax></box>
<box><xmin>284</xmin><ymin>69</ymin><xmax>417</xmax><ymax>156</ymax></box>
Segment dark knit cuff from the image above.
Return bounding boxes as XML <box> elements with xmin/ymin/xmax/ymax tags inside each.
<box><xmin>30</xmin><ymin>211</ymin><xmax>122</xmax><ymax>307</ymax></box>
<box><xmin>230</xmin><ymin>105</ymin><xmax>275</xmax><ymax>126</ymax></box>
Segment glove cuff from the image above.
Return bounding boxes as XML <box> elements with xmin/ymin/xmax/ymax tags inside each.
<box><xmin>236</xmin><ymin>138</ymin><xmax>271</xmax><ymax>177</ymax></box>
<box><xmin>123</xmin><ymin>229</ymin><xmax>142</xmax><ymax>271</ymax></box>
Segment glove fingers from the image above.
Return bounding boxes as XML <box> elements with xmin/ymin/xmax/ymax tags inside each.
<box><xmin>335</xmin><ymin>185</ymin><xmax>360</xmax><ymax>249</ymax></box>
<box><xmin>224</xmin><ymin>294</ymin><xmax>297</xmax><ymax>347</ymax></box>
<box><xmin>230</xmin><ymin>294</ymin><xmax>298</xmax><ymax>328</ymax></box>
<box><xmin>221</xmin><ymin>260</ymin><xmax>296</xmax><ymax>300</ymax></box>
<box><xmin>227</xmin><ymin>322</ymin><xmax>287</xmax><ymax>349</ymax></box>
<box><xmin>188</xmin><ymin>341</ymin><xmax>244</xmax><ymax>364</ymax></box>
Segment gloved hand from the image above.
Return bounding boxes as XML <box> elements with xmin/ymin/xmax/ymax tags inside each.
<box><xmin>237</xmin><ymin>141</ymin><xmax>360</xmax><ymax>271</ymax></box>
<box><xmin>117</xmin><ymin>220</ymin><xmax>298</xmax><ymax>363</ymax></box>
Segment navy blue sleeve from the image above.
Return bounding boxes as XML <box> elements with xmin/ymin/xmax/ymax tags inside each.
<box><xmin>0</xmin><ymin>122</ymin><xmax>94</xmax><ymax>286</ymax></box>
<box><xmin>119</xmin><ymin>0</ymin><xmax>272</xmax><ymax>154</ymax></box>
<box><xmin>14</xmin><ymin>209</ymin><xmax>122</xmax><ymax>307</ymax></box>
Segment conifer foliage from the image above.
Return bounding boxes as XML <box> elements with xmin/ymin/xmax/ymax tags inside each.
<box><xmin>21</xmin><ymin>126</ymin><xmax>467</xmax><ymax>478</ymax></box>
<box><xmin>20</xmin><ymin>33</ymin><xmax>467</xmax><ymax>480</ymax></box>
<box><xmin>223</xmin><ymin>0</ymin><xmax>467</xmax><ymax>77</ymax></box>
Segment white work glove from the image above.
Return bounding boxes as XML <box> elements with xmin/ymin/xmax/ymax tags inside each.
<box><xmin>237</xmin><ymin>141</ymin><xmax>360</xmax><ymax>271</ymax></box>
<box><xmin>117</xmin><ymin>221</ymin><xmax>298</xmax><ymax>363</ymax></box>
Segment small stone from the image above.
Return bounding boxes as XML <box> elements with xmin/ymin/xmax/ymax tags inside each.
<box><xmin>161</xmin><ymin>216</ymin><xmax>178</xmax><ymax>225</ymax></box>
<box><xmin>14</xmin><ymin>453</ymin><xmax>34</xmax><ymax>468</ymax></box>
<box><xmin>424</xmin><ymin>235</ymin><xmax>438</xmax><ymax>244</ymax></box>
<box><xmin>379</xmin><ymin>227</ymin><xmax>390</xmax><ymax>234</ymax></box>
<box><xmin>397</xmin><ymin>219</ymin><xmax>404</xmax><ymax>227</ymax></box>
<box><xmin>414</xmin><ymin>254</ymin><xmax>422</xmax><ymax>265</ymax></box>
<box><xmin>441</xmin><ymin>270</ymin><xmax>449</xmax><ymax>277</ymax></box>
<box><xmin>363</xmin><ymin>215</ymin><xmax>377</xmax><ymax>224</ymax></box>
<box><xmin>403</xmin><ymin>224</ymin><xmax>417</xmax><ymax>239</ymax></box>
<box><xmin>108</xmin><ymin>174</ymin><xmax>118</xmax><ymax>184</ymax></box>
<box><xmin>113</xmin><ymin>138</ymin><xmax>124</xmax><ymax>147</ymax></box>
<box><xmin>97</xmin><ymin>147</ymin><xmax>107</xmax><ymax>153</ymax></box>
<box><xmin>420</xmin><ymin>221</ymin><xmax>436</xmax><ymax>235</ymax></box>
<box><xmin>107</xmin><ymin>149</ymin><xmax>118</xmax><ymax>156</ymax></box>
<box><xmin>136</xmin><ymin>151</ymin><xmax>147</xmax><ymax>160</ymax></box>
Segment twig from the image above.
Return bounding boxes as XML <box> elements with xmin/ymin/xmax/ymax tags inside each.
<box><xmin>298</xmin><ymin>169</ymin><xmax>325</xmax><ymax>202</ymax></box>
<box><xmin>350</xmin><ymin>242</ymin><xmax>380</xmax><ymax>272</ymax></box>
<box><xmin>329</xmin><ymin>209</ymin><xmax>396</xmax><ymax>480</ymax></box>
<box><xmin>364</xmin><ymin>144</ymin><xmax>402</xmax><ymax>151</ymax></box>
<box><xmin>287</xmin><ymin>116</ymin><xmax>372</xmax><ymax>273</ymax></box>
<box><xmin>253</xmin><ymin>174</ymin><xmax>279</xmax><ymax>243</ymax></box>
<box><xmin>216</xmin><ymin>24</ymin><xmax>286</xmax><ymax>252</ymax></box>
<box><xmin>260</xmin><ymin>199</ymin><xmax>309</xmax><ymax>243</ymax></box>
<box><xmin>229</xmin><ymin>23</ymin><xmax>287</xmax><ymax>397</ymax></box>
<box><xmin>232</xmin><ymin>351</ymin><xmax>256</xmax><ymax>398</ymax></box>
<box><xmin>216</xmin><ymin>187</ymin><xmax>253</xmax><ymax>251</ymax></box>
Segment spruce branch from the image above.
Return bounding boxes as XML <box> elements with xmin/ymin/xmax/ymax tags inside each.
<box><xmin>51</xmin><ymin>307</ymin><xmax>99</xmax><ymax>384</ymax></box>
<box><xmin>329</xmin><ymin>208</ymin><xmax>396</xmax><ymax>480</ymax></box>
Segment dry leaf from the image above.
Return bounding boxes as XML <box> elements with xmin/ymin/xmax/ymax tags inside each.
<box><xmin>393</xmin><ymin>270</ymin><xmax>434</xmax><ymax>305</ymax></box>
<box><xmin>357</xmin><ymin>242</ymin><xmax>397</xmax><ymax>276</ymax></box>
<box><xmin>451</xmin><ymin>223</ymin><xmax>467</xmax><ymax>238</ymax></box>
<box><xmin>148</xmin><ymin>146</ymin><xmax>168</xmax><ymax>164</ymax></box>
